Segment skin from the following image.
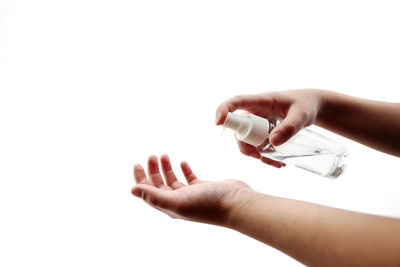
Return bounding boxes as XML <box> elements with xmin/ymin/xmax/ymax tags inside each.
<box><xmin>132</xmin><ymin>89</ymin><xmax>400</xmax><ymax>266</ymax></box>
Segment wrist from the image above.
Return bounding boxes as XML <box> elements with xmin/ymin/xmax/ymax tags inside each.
<box><xmin>224</xmin><ymin>188</ymin><xmax>261</xmax><ymax>229</ymax></box>
<box><xmin>314</xmin><ymin>89</ymin><xmax>335</xmax><ymax>125</ymax></box>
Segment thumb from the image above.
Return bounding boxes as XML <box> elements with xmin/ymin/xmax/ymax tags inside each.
<box><xmin>131</xmin><ymin>184</ymin><xmax>174</xmax><ymax>210</ymax></box>
<box><xmin>270</xmin><ymin>105</ymin><xmax>310</xmax><ymax>146</ymax></box>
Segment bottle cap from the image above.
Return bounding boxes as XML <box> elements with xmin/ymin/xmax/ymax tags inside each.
<box><xmin>222</xmin><ymin>112</ymin><xmax>270</xmax><ymax>147</ymax></box>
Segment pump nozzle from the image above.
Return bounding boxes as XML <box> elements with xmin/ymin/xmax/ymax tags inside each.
<box><xmin>222</xmin><ymin>112</ymin><xmax>270</xmax><ymax>147</ymax></box>
<box><xmin>223</xmin><ymin>112</ymin><xmax>243</xmax><ymax>132</ymax></box>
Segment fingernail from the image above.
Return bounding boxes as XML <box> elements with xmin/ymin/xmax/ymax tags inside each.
<box><xmin>132</xmin><ymin>188</ymin><xmax>143</xmax><ymax>198</ymax></box>
<box><xmin>270</xmin><ymin>132</ymin><xmax>284</xmax><ymax>146</ymax></box>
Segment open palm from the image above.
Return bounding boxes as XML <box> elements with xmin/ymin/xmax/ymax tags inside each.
<box><xmin>132</xmin><ymin>155</ymin><xmax>252</xmax><ymax>226</ymax></box>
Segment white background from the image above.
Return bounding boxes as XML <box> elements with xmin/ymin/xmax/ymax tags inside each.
<box><xmin>1</xmin><ymin>0</ymin><xmax>399</xmax><ymax>266</ymax></box>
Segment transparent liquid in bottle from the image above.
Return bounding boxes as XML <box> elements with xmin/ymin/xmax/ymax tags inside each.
<box><xmin>258</xmin><ymin>118</ymin><xmax>347</xmax><ymax>178</ymax></box>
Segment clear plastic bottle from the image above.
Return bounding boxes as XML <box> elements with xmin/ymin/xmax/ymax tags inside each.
<box><xmin>222</xmin><ymin>112</ymin><xmax>348</xmax><ymax>178</ymax></box>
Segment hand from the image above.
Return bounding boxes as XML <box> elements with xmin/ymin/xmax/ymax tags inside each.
<box><xmin>216</xmin><ymin>89</ymin><xmax>326</xmax><ymax>167</ymax></box>
<box><xmin>131</xmin><ymin>155</ymin><xmax>253</xmax><ymax>226</ymax></box>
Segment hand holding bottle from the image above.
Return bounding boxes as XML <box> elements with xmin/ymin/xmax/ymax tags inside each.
<box><xmin>215</xmin><ymin>89</ymin><xmax>326</xmax><ymax>167</ymax></box>
<box><xmin>216</xmin><ymin>88</ymin><xmax>400</xmax><ymax>160</ymax></box>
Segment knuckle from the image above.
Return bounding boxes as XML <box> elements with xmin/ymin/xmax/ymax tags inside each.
<box><xmin>282</xmin><ymin>121</ymin><xmax>297</xmax><ymax>137</ymax></box>
<box><xmin>231</xmin><ymin>95</ymin><xmax>242</xmax><ymax>102</ymax></box>
<box><xmin>305</xmin><ymin>111</ymin><xmax>317</xmax><ymax>126</ymax></box>
<box><xmin>297</xmin><ymin>109</ymin><xmax>310</xmax><ymax>122</ymax></box>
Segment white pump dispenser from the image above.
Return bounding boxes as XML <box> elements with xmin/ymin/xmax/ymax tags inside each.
<box><xmin>223</xmin><ymin>112</ymin><xmax>270</xmax><ymax>147</ymax></box>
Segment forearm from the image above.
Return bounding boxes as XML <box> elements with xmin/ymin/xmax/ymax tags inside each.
<box><xmin>228</xmin><ymin>190</ymin><xmax>400</xmax><ymax>267</ymax></box>
<box><xmin>315</xmin><ymin>90</ymin><xmax>400</xmax><ymax>156</ymax></box>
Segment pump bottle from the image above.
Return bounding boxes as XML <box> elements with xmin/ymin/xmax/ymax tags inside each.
<box><xmin>222</xmin><ymin>112</ymin><xmax>347</xmax><ymax>178</ymax></box>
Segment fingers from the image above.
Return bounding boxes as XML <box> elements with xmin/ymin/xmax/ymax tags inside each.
<box><xmin>236</xmin><ymin>137</ymin><xmax>261</xmax><ymax>159</ymax></box>
<box><xmin>236</xmin><ymin>137</ymin><xmax>285</xmax><ymax>168</ymax></box>
<box><xmin>133</xmin><ymin>164</ymin><xmax>153</xmax><ymax>185</ymax></box>
<box><xmin>133</xmin><ymin>155</ymin><xmax>194</xmax><ymax>190</ymax></box>
<box><xmin>260</xmin><ymin>157</ymin><xmax>286</xmax><ymax>168</ymax></box>
<box><xmin>215</xmin><ymin>94</ymin><xmax>272</xmax><ymax>125</ymax></box>
<box><xmin>270</xmin><ymin>105</ymin><xmax>310</xmax><ymax>146</ymax></box>
<box><xmin>180</xmin><ymin>161</ymin><xmax>200</xmax><ymax>185</ymax></box>
<box><xmin>147</xmin><ymin>155</ymin><xmax>168</xmax><ymax>188</ymax></box>
<box><xmin>160</xmin><ymin>154</ymin><xmax>185</xmax><ymax>189</ymax></box>
<box><xmin>131</xmin><ymin>184</ymin><xmax>175</xmax><ymax>210</ymax></box>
